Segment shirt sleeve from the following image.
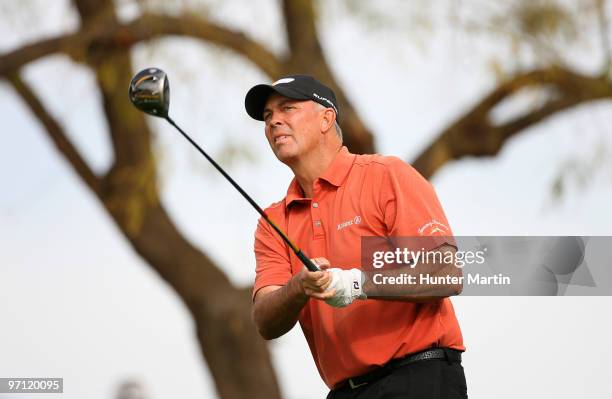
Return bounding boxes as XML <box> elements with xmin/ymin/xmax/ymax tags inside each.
<box><xmin>380</xmin><ymin>157</ymin><xmax>456</xmax><ymax>250</ymax></box>
<box><xmin>253</xmin><ymin>214</ymin><xmax>293</xmax><ymax>300</ymax></box>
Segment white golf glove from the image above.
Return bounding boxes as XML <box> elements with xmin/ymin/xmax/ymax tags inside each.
<box><xmin>325</xmin><ymin>268</ymin><xmax>367</xmax><ymax>307</ymax></box>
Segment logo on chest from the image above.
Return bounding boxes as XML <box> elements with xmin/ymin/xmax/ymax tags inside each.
<box><xmin>337</xmin><ymin>215</ymin><xmax>361</xmax><ymax>231</ymax></box>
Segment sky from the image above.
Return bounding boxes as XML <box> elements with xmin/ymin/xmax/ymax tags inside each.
<box><xmin>1</xmin><ymin>1</ymin><xmax>612</xmax><ymax>398</ymax></box>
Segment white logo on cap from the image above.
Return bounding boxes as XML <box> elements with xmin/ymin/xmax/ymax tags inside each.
<box><xmin>272</xmin><ymin>78</ymin><xmax>295</xmax><ymax>85</ymax></box>
<box><xmin>313</xmin><ymin>92</ymin><xmax>338</xmax><ymax>114</ymax></box>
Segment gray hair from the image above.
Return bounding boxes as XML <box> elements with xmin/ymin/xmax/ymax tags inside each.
<box><xmin>333</xmin><ymin>120</ymin><xmax>343</xmax><ymax>141</ymax></box>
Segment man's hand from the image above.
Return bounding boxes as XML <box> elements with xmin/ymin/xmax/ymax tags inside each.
<box><xmin>299</xmin><ymin>258</ymin><xmax>336</xmax><ymax>300</ymax></box>
<box><xmin>251</xmin><ymin>257</ymin><xmax>335</xmax><ymax>340</ymax></box>
<box><xmin>323</xmin><ymin>267</ymin><xmax>367</xmax><ymax>307</ymax></box>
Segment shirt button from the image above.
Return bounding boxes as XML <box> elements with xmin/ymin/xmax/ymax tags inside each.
<box><xmin>314</xmin><ymin>220</ymin><xmax>321</xmax><ymax>227</ymax></box>
<box><xmin>312</xmin><ymin>202</ymin><xmax>319</xmax><ymax>208</ymax></box>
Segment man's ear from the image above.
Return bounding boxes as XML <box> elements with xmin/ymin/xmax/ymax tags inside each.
<box><xmin>320</xmin><ymin>108</ymin><xmax>336</xmax><ymax>132</ymax></box>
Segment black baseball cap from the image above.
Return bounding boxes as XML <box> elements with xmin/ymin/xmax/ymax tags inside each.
<box><xmin>244</xmin><ymin>75</ymin><xmax>340</xmax><ymax>122</ymax></box>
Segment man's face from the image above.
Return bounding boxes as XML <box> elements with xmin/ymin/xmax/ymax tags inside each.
<box><xmin>262</xmin><ymin>93</ymin><xmax>323</xmax><ymax>164</ymax></box>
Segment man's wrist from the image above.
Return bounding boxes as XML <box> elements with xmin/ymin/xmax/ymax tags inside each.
<box><xmin>290</xmin><ymin>271</ymin><xmax>309</xmax><ymax>301</ymax></box>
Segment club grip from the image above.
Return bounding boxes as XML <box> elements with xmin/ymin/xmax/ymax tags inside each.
<box><xmin>295</xmin><ymin>250</ymin><xmax>320</xmax><ymax>272</ymax></box>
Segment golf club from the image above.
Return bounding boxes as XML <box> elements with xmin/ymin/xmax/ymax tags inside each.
<box><xmin>128</xmin><ymin>67</ymin><xmax>319</xmax><ymax>272</ymax></box>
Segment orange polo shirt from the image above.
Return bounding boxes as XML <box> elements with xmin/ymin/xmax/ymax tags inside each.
<box><xmin>253</xmin><ymin>147</ymin><xmax>464</xmax><ymax>389</ymax></box>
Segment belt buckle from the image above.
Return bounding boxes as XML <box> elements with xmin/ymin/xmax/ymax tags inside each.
<box><xmin>348</xmin><ymin>378</ymin><xmax>368</xmax><ymax>389</ymax></box>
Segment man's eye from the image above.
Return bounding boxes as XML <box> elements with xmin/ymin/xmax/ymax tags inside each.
<box><xmin>284</xmin><ymin>106</ymin><xmax>294</xmax><ymax>111</ymax></box>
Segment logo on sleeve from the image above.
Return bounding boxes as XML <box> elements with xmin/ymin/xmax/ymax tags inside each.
<box><xmin>417</xmin><ymin>219</ymin><xmax>450</xmax><ymax>236</ymax></box>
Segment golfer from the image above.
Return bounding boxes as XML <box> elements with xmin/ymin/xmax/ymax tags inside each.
<box><xmin>246</xmin><ymin>75</ymin><xmax>467</xmax><ymax>398</ymax></box>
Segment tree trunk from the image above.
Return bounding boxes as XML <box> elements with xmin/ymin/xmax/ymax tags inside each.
<box><xmin>71</xmin><ymin>0</ymin><xmax>283</xmax><ymax>397</ymax></box>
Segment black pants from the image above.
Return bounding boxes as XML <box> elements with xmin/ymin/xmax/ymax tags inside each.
<box><xmin>327</xmin><ymin>359</ymin><xmax>468</xmax><ymax>399</ymax></box>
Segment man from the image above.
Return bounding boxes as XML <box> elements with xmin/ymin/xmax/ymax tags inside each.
<box><xmin>246</xmin><ymin>75</ymin><xmax>467</xmax><ymax>398</ymax></box>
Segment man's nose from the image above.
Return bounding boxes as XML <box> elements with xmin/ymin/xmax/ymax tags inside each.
<box><xmin>265</xmin><ymin>118</ymin><xmax>281</xmax><ymax>135</ymax></box>
<box><xmin>268</xmin><ymin>111</ymin><xmax>284</xmax><ymax>127</ymax></box>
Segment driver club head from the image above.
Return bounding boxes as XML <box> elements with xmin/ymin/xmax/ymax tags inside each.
<box><xmin>129</xmin><ymin>67</ymin><xmax>169</xmax><ymax>118</ymax></box>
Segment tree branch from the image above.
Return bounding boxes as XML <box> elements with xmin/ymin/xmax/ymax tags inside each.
<box><xmin>0</xmin><ymin>34</ymin><xmax>87</xmax><ymax>77</ymax></box>
<box><xmin>411</xmin><ymin>67</ymin><xmax>612</xmax><ymax>179</ymax></box>
<box><xmin>124</xmin><ymin>13</ymin><xmax>283</xmax><ymax>77</ymax></box>
<box><xmin>282</xmin><ymin>0</ymin><xmax>322</xmax><ymax>65</ymax></box>
<box><xmin>0</xmin><ymin>13</ymin><xmax>283</xmax><ymax>79</ymax></box>
<box><xmin>596</xmin><ymin>0</ymin><xmax>611</xmax><ymax>70</ymax></box>
<box><xmin>280</xmin><ymin>0</ymin><xmax>376</xmax><ymax>153</ymax></box>
<box><xmin>0</xmin><ymin>5</ymin><xmax>375</xmax><ymax>153</ymax></box>
<box><xmin>7</xmin><ymin>72</ymin><xmax>102</xmax><ymax>194</ymax></box>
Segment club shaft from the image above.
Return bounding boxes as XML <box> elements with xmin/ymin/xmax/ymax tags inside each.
<box><xmin>165</xmin><ymin>116</ymin><xmax>319</xmax><ymax>272</ymax></box>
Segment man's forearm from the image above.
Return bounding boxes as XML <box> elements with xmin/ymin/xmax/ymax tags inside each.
<box><xmin>252</xmin><ymin>275</ymin><xmax>309</xmax><ymax>340</ymax></box>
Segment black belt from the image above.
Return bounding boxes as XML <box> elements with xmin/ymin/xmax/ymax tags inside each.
<box><xmin>345</xmin><ymin>348</ymin><xmax>462</xmax><ymax>390</ymax></box>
